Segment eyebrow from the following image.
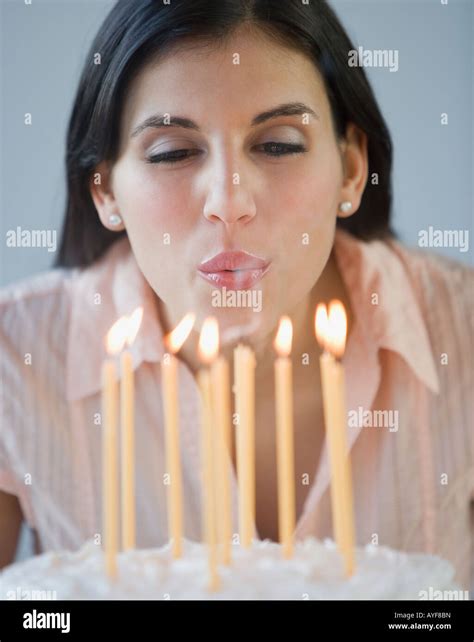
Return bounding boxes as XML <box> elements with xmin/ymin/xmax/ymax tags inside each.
<box><xmin>130</xmin><ymin>102</ymin><xmax>319</xmax><ymax>137</ymax></box>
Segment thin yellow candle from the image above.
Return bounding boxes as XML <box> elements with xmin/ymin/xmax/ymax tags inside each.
<box><xmin>120</xmin><ymin>351</ymin><xmax>133</xmax><ymax>549</ymax></box>
<box><xmin>210</xmin><ymin>350</ymin><xmax>232</xmax><ymax>565</ymax></box>
<box><xmin>198</xmin><ymin>317</ymin><xmax>220</xmax><ymax>590</ymax></box>
<box><xmin>102</xmin><ymin>317</ymin><xmax>127</xmax><ymax>578</ymax></box>
<box><xmin>233</xmin><ymin>343</ymin><xmax>256</xmax><ymax>548</ymax></box>
<box><xmin>161</xmin><ymin>312</ymin><xmax>195</xmax><ymax>559</ymax></box>
<box><xmin>273</xmin><ymin>316</ymin><xmax>296</xmax><ymax>559</ymax></box>
<box><xmin>120</xmin><ymin>307</ymin><xmax>143</xmax><ymax>551</ymax></box>
<box><xmin>315</xmin><ymin>301</ymin><xmax>356</xmax><ymax>576</ymax></box>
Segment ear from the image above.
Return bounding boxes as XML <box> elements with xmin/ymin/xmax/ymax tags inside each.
<box><xmin>89</xmin><ymin>161</ymin><xmax>125</xmax><ymax>231</ymax></box>
<box><xmin>337</xmin><ymin>123</ymin><xmax>369</xmax><ymax>219</ymax></box>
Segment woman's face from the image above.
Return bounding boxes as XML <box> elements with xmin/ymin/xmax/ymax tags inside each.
<box><xmin>95</xmin><ymin>27</ymin><xmax>363</xmax><ymax>344</ymax></box>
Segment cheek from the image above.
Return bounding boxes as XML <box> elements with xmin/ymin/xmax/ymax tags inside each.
<box><xmin>267</xmin><ymin>149</ymin><xmax>341</xmax><ymax>291</ymax></box>
<box><xmin>270</xmin><ymin>165</ymin><xmax>341</xmax><ymax>249</ymax></box>
<box><xmin>114</xmin><ymin>164</ymin><xmax>197</xmax><ymax>241</ymax></box>
<box><xmin>270</xmin><ymin>144</ymin><xmax>342</xmax><ymax>226</ymax></box>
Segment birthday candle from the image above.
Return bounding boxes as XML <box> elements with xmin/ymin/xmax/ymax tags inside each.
<box><xmin>273</xmin><ymin>316</ymin><xmax>296</xmax><ymax>558</ymax></box>
<box><xmin>102</xmin><ymin>317</ymin><xmax>129</xmax><ymax>578</ymax></box>
<box><xmin>210</xmin><ymin>351</ymin><xmax>233</xmax><ymax>565</ymax></box>
<box><xmin>120</xmin><ymin>307</ymin><xmax>143</xmax><ymax>551</ymax></box>
<box><xmin>197</xmin><ymin>317</ymin><xmax>220</xmax><ymax>590</ymax></box>
<box><xmin>233</xmin><ymin>343</ymin><xmax>256</xmax><ymax>548</ymax></box>
<box><xmin>161</xmin><ymin>313</ymin><xmax>195</xmax><ymax>558</ymax></box>
<box><xmin>315</xmin><ymin>301</ymin><xmax>356</xmax><ymax>576</ymax></box>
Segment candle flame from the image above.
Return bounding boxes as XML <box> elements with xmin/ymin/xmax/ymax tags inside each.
<box><xmin>314</xmin><ymin>300</ymin><xmax>347</xmax><ymax>358</ymax></box>
<box><xmin>273</xmin><ymin>316</ymin><xmax>293</xmax><ymax>357</ymax></box>
<box><xmin>126</xmin><ymin>306</ymin><xmax>143</xmax><ymax>347</ymax></box>
<box><xmin>314</xmin><ymin>303</ymin><xmax>329</xmax><ymax>350</ymax></box>
<box><xmin>105</xmin><ymin>316</ymin><xmax>129</xmax><ymax>355</ymax></box>
<box><xmin>105</xmin><ymin>306</ymin><xmax>144</xmax><ymax>355</ymax></box>
<box><xmin>327</xmin><ymin>299</ymin><xmax>347</xmax><ymax>359</ymax></box>
<box><xmin>198</xmin><ymin>317</ymin><xmax>219</xmax><ymax>365</ymax></box>
<box><xmin>165</xmin><ymin>312</ymin><xmax>196</xmax><ymax>354</ymax></box>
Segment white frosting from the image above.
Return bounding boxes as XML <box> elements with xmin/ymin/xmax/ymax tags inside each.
<box><xmin>0</xmin><ymin>537</ymin><xmax>458</xmax><ymax>600</ymax></box>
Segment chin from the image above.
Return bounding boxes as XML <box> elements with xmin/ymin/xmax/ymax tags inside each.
<box><xmin>195</xmin><ymin>304</ymin><xmax>267</xmax><ymax>341</ymax></box>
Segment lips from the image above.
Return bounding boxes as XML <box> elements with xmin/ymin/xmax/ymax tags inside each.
<box><xmin>197</xmin><ymin>250</ymin><xmax>271</xmax><ymax>290</ymax></box>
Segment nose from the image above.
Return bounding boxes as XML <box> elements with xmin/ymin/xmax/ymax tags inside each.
<box><xmin>202</xmin><ymin>161</ymin><xmax>257</xmax><ymax>228</ymax></box>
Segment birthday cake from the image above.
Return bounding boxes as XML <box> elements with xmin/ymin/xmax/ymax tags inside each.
<box><xmin>0</xmin><ymin>537</ymin><xmax>459</xmax><ymax>600</ymax></box>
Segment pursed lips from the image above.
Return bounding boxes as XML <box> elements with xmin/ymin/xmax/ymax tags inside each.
<box><xmin>197</xmin><ymin>250</ymin><xmax>271</xmax><ymax>290</ymax></box>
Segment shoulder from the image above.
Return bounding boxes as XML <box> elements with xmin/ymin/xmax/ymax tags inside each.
<box><xmin>336</xmin><ymin>229</ymin><xmax>473</xmax><ymax>315</ymax></box>
<box><xmin>0</xmin><ymin>267</ymin><xmax>76</xmax><ymax>311</ymax></box>
<box><xmin>0</xmin><ymin>268</ymin><xmax>79</xmax><ymax>390</ymax></box>
<box><xmin>337</xmin><ymin>230</ymin><xmax>472</xmax><ymax>384</ymax></box>
<box><xmin>385</xmin><ymin>239</ymin><xmax>473</xmax><ymax>316</ymax></box>
<box><xmin>384</xmin><ymin>240</ymin><xmax>473</xmax><ymax>395</ymax></box>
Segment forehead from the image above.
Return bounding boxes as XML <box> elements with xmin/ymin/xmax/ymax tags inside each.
<box><xmin>120</xmin><ymin>26</ymin><xmax>329</xmax><ymax>137</ymax></box>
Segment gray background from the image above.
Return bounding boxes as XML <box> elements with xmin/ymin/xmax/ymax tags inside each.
<box><xmin>0</xmin><ymin>0</ymin><xmax>472</xmax><ymax>559</ymax></box>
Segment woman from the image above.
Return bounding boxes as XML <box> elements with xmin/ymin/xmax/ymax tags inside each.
<box><xmin>0</xmin><ymin>0</ymin><xmax>472</xmax><ymax>592</ymax></box>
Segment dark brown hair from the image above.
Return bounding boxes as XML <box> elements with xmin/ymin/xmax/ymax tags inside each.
<box><xmin>55</xmin><ymin>0</ymin><xmax>393</xmax><ymax>268</ymax></box>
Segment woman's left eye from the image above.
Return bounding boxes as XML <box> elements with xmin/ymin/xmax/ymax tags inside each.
<box><xmin>146</xmin><ymin>142</ymin><xmax>307</xmax><ymax>164</ymax></box>
<box><xmin>257</xmin><ymin>142</ymin><xmax>307</xmax><ymax>157</ymax></box>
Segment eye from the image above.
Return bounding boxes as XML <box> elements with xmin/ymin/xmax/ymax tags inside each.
<box><xmin>146</xmin><ymin>149</ymin><xmax>201</xmax><ymax>164</ymax></box>
<box><xmin>256</xmin><ymin>142</ymin><xmax>307</xmax><ymax>157</ymax></box>
<box><xmin>146</xmin><ymin>142</ymin><xmax>307</xmax><ymax>164</ymax></box>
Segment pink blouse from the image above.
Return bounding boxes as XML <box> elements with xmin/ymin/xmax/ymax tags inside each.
<box><xmin>0</xmin><ymin>229</ymin><xmax>473</xmax><ymax>590</ymax></box>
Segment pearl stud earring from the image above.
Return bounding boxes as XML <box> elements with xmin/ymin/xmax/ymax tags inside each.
<box><xmin>108</xmin><ymin>214</ymin><xmax>123</xmax><ymax>227</ymax></box>
<box><xmin>339</xmin><ymin>201</ymin><xmax>352</xmax><ymax>214</ymax></box>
